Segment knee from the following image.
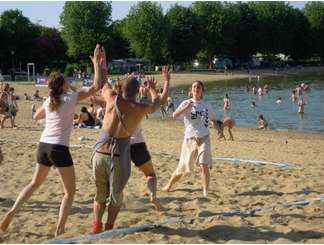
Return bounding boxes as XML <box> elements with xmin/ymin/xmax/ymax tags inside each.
<box><xmin>200</xmin><ymin>164</ymin><xmax>210</xmax><ymax>173</ymax></box>
<box><xmin>30</xmin><ymin>179</ymin><xmax>43</xmax><ymax>189</ymax></box>
<box><xmin>109</xmin><ymin>192</ymin><xmax>123</xmax><ymax>207</ymax></box>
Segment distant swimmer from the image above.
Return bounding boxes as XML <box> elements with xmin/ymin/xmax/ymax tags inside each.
<box><xmin>258</xmin><ymin>114</ymin><xmax>268</xmax><ymax>129</ymax></box>
<box><xmin>276</xmin><ymin>97</ymin><xmax>282</xmax><ymax>104</ymax></box>
<box><xmin>298</xmin><ymin>97</ymin><xmax>305</xmax><ymax>114</ymax></box>
<box><xmin>251</xmin><ymin>100</ymin><xmax>257</xmax><ymax>108</ymax></box>
<box><xmin>217</xmin><ymin>117</ymin><xmax>235</xmax><ymax>141</ymax></box>
<box><xmin>223</xmin><ymin>93</ymin><xmax>231</xmax><ymax>110</ymax></box>
<box><xmin>258</xmin><ymin>87</ymin><xmax>263</xmax><ymax>96</ymax></box>
<box><xmin>291</xmin><ymin>90</ymin><xmax>297</xmax><ymax>102</ymax></box>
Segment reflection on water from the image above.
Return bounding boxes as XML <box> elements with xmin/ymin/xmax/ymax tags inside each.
<box><xmin>169</xmin><ymin>71</ymin><xmax>324</xmax><ymax>133</ymax></box>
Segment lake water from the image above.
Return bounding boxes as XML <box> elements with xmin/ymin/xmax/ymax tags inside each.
<box><xmin>169</xmin><ymin>71</ymin><xmax>324</xmax><ymax>133</ymax></box>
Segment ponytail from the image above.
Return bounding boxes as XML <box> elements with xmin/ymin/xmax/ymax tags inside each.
<box><xmin>48</xmin><ymin>72</ymin><xmax>65</xmax><ymax>112</ymax></box>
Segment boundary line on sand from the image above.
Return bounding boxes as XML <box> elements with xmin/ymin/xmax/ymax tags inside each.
<box><xmin>44</xmin><ymin>196</ymin><xmax>324</xmax><ymax>244</ymax></box>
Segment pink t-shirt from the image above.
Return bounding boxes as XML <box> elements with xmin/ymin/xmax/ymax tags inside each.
<box><xmin>39</xmin><ymin>92</ymin><xmax>78</xmax><ymax>146</ymax></box>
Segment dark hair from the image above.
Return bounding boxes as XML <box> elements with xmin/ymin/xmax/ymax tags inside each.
<box><xmin>48</xmin><ymin>72</ymin><xmax>65</xmax><ymax>112</ymax></box>
<box><xmin>216</xmin><ymin>120</ymin><xmax>223</xmax><ymax>129</ymax></box>
<box><xmin>81</xmin><ymin>106</ymin><xmax>88</xmax><ymax>113</ymax></box>
<box><xmin>259</xmin><ymin>114</ymin><xmax>264</xmax><ymax>120</ymax></box>
<box><xmin>123</xmin><ymin>77</ymin><xmax>139</xmax><ymax>99</ymax></box>
<box><xmin>225</xmin><ymin>93</ymin><xmax>229</xmax><ymax>98</ymax></box>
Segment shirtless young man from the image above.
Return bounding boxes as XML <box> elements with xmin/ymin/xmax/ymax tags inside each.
<box><xmin>91</xmin><ymin>69</ymin><xmax>163</xmax><ymax>233</ymax></box>
<box><xmin>91</xmin><ymin>66</ymin><xmax>171</xmax><ymax>212</ymax></box>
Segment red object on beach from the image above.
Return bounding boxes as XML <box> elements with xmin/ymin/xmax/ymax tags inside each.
<box><xmin>92</xmin><ymin>221</ymin><xmax>103</xmax><ymax>234</ymax></box>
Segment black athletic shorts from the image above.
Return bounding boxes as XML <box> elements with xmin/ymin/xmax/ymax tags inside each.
<box><xmin>37</xmin><ymin>142</ymin><xmax>73</xmax><ymax>167</ymax></box>
<box><xmin>130</xmin><ymin>142</ymin><xmax>151</xmax><ymax>167</ymax></box>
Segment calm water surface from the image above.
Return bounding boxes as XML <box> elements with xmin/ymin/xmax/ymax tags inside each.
<box><xmin>169</xmin><ymin>71</ymin><xmax>324</xmax><ymax>133</ymax></box>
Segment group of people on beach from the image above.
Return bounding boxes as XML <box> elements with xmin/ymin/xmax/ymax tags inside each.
<box><xmin>0</xmin><ymin>44</ymin><xmax>233</xmax><ymax>238</ymax></box>
<box><xmin>0</xmin><ymin>82</ymin><xmax>19</xmax><ymax>128</ymax></box>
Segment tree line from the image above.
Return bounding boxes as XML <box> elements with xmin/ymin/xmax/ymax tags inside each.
<box><xmin>1</xmin><ymin>1</ymin><xmax>324</xmax><ymax>76</ymax></box>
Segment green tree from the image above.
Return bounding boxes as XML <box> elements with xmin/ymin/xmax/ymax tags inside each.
<box><xmin>31</xmin><ymin>28</ymin><xmax>67</xmax><ymax>72</ymax></box>
<box><xmin>60</xmin><ymin>1</ymin><xmax>112</xmax><ymax>62</ymax></box>
<box><xmin>230</xmin><ymin>2</ymin><xmax>259</xmax><ymax>60</ymax></box>
<box><xmin>252</xmin><ymin>2</ymin><xmax>296</xmax><ymax>55</ymax></box>
<box><xmin>0</xmin><ymin>9</ymin><xmax>40</xmax><ymax>72</ymax></box>
<box><xmin>166</xmin><ymin>4</ymin><xmax>201</xmax><ymax>64</ymax></box>
<box><xmin>288</xmin><ymin>7</ymin><xmax>312</xmax><ymax>60</ymax></box>
<box><xmin>304</xmin><ymin>2</ymin><xmax>324</xmax><ymax>62</ymax></box>
<box><xmin>191</xmin><ymin>2</ymin><xmax>224</xmax><ymax>66</ymax></box>
<box><xmin>107</xmin><ymin>20</ymin><xmax>131</xmax><ymax>59</ymax></box>
<box><xmin>122</xmin><ymin>2</ymin><xmax>169</xmax><ymax>64</ymax></box>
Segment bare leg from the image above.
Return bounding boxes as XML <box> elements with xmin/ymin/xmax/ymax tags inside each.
<box><xmin>162</xmin><ymin>172</ymin><xmax>182</xmax><ymax>192</ymax></box>
<box><xmin>0</xmin><ymin>116</ymin><xmax>9</xmax><ymax>128</ymax></box>
<box><xmin>0</xmin><ymin>164</ymin><xmax>50</xmax><ymax>231</ymax></box>
<box><xmin>138</xmin><ymin>160</ymin><xmax>162</xmax><ymax>210</ymax></box>
<box><xmin>92</xmin><ymin>201</ymin><xmax>105</xmax><ymax>234</ymax></box>
<box><xmin>106</xmin><ymin>204</ymin><xmax>121</xmax><ymax>230</ymax></box>
<box><xmin>55</xmin><ymin>166</ymin><xmax>76</xmax><ymax>237</ymax></box>
<box><xmin>228</xmin><ymin>128</ymin><xmax>234</xmax><ymax>141</ymax></box>
<box><xmin>93</xmin><ymin>201</ymin><xmax>106</xmax><ymax>223</ymax></box>
<box><xmin>200</xmin><ymin>164</ymin><xmax>210</xmax><ymax>197</ymax></box>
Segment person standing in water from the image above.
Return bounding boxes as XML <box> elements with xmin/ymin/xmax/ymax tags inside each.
<box><xmin>223</xmin><ymin>93</ymin><xmax>230</xmax><ymax>110</ymax></box>
<box><xmin>162</xmin><ymin>80</ymin><xmax>220</xmax><ymax>197</ymax></box>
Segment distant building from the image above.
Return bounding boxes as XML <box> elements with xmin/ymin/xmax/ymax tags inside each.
<box><xmin>108</xmin><ymin>58</ymin><xmax>150</xmax><ymax>74</ymax></box>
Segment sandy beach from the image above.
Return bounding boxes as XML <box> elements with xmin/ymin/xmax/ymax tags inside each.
<box><xmin>1</xmin><ymin>69</ymin><xmax>324</xmax><ymax>243</ymax></box>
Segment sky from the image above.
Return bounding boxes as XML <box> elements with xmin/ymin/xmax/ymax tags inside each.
<box><xmin>0</xmin><ymin>1</ymin><xmax>307</xmax><ymax>29</ymax></box>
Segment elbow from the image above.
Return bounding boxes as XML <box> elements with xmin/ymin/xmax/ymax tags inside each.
<box><xmin>172</xmin><ymin>112</ymin><xmax>177</xmax><ymax>119</ymax></box>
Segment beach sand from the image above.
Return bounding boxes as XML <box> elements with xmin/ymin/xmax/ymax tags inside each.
<box><xmin>1</xmin><ymin>71</ymin><xmax>324</xmax><ymax>243</ymax></box>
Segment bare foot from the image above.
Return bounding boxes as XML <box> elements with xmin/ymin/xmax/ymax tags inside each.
<box><xmin>203</xmin><ymin>189</ymin><xmax>208</xmax><ymax>197</ymax></box>
<box><xmin>55</xmin><ymin>227</ymin><xmax>65</xmax><ymax>237</ymax></box>
<box><xmin>0</xmin><ymin>211</ymin><xmax>14</xmax><ymax>231</ymax></box>
<box><xmin>150</xmin><ymin>196</ymin><xmax>162</xmax><ymax>211</ymax></box>
<box><xmin>161</xmin><ymin>185</ymin><xmax>171</xmax><ymax>192</ymax></box>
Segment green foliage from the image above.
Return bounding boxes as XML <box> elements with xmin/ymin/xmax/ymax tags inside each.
<box><xmin>166</xmin><ymin>4</ymin><xmax>201</xmax><ymax>63</ymax></box>
<box><xmin>60</xmin><ymin>1</ymin><xmax>112</xmax><ymax>61</ymax></box>
<box><xmin>0</xmin><ymin>9</ymin><xmax>41</xmax><ymax>67</ymax></box>
<box><xmin>122</xmin><ymin>2</ymin><xmax>169</xmax><ymax>64</ymax></box>
<box><xmin>107</xmin><ymin>20</ymin><xmax>131</xmax><ymax>59</ymax></box>
<box><xmin>64</xmin><ymin>63</ymin><xmax>79</xmax><ymax>77</ymax></box>
<box><xmin>304</xmin><ymin>2</ymin><xmax>324</xmax><ymax>61</ymax></box>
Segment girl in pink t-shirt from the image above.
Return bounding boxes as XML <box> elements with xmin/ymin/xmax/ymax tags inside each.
<box><xmin>0</xmin><ymin>45</ymin><xmax>104</xmax><ymax>237</ymax></box>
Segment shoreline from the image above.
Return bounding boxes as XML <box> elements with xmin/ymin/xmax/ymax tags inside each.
<box><xmin>3</xmin><ymin>66</ymin><xmax>324</xmax><ymax>88</ymax></box>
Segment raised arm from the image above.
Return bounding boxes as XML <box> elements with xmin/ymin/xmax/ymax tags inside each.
<box><xmin>77</xmin><ymin>44</ymin><xmax>103</xmax><ymax>102</ymax></box>
<box><xmin>158</xmin><ymin>65</ymin><xmax>171</xmax><ymax>105</ymax></box>
<box><xmin>141</xmin><ymin>76</ymin><xmax>160</xmax><ymax>114</ymax></box>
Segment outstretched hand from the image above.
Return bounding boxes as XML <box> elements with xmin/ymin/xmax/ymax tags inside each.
<box><xmin>145</xmin><ymin>76</ymin><xmax>157</xmax><ymax>90</ymax></box>
<box><xmin>90</xmin><ymin>44</ymin><xmax>100</xmax><ymax>65</ymax></box>
<box><xmin>162</xmin><ymin>65</ymin><xmax>171</xmax><ymax>81</ymax></box>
